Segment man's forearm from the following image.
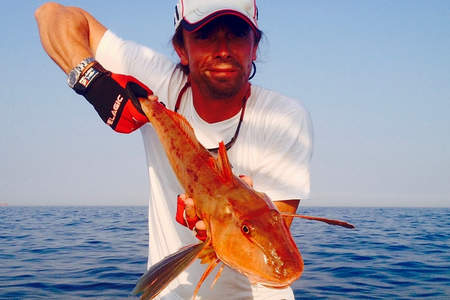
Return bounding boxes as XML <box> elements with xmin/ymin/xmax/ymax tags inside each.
<box><xmin>35</xmin><ymin>2</ymin><xmax>106</xmax><ymax>73</ymax></box>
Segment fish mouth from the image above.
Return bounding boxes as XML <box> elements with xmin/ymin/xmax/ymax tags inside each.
<box><xmin>241</xmin><ymin>267</ymin><xmax>300</xmax><ymax>288</ymax></box>
<box><xmin>243</xmin><ymin>272</ymin><xmax>296</xmax><ymax>289</ymax></box>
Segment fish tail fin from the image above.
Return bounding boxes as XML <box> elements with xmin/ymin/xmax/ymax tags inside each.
<box><xmin>140</xmin><ymin>97</ymin><xmax>202</xmax><ymax>151</ymax></box>
<box><xmin>133</xmin><ymin>242</ymin><xmax>206</xmax><ymax>299</ymax></box>
<box><xmin>139</xmin><ymin>97</ymin><xmax>162</xmax><ymax>121</ymax></box>
<box><xmin>281</xmin><ymin>213</ymin><xmax>355</xmax><ymax>229</ymax></box>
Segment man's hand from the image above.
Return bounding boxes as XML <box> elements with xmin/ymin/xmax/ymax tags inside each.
<box><xmin>175</xmin><ymin>175</ymin><xmax>253</xmax><ymax>241</ymax></box>
<box><xmin>176</xmin><ymin>194</ymin><xmax>207</xmax><ymax>241</ymax></box>
<box><xmin>78</xmin><ymin>64</ymin><xmax>152</xmax><ymax>133</ymax></box>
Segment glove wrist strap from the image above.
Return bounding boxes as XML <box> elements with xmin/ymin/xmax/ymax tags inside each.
<box><xmin>73</xmin><ymin>62</ymin><xmax>107</xmax><ymax>95</ymax></box>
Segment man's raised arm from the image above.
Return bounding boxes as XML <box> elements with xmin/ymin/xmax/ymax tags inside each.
<box><xmin>35</xmin><ymin>2</ymin><xmax>106</xmax><ymax>74</ymax></box>
<box><xmin>35</xmin><ymin>2</ymin><xmax>152</xmax><ymax>133</ymax></box>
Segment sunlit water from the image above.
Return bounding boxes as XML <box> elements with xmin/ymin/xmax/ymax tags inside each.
<box><xmin>1</xmin><ymin>206</ymin><xmax>449</xmax><ymax>299</ymax></box>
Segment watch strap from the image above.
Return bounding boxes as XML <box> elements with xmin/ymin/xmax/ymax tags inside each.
<box><xmin>67</xmin><ymin>57</ymin><xmax>95</xmax><ymax>88</ymax></box>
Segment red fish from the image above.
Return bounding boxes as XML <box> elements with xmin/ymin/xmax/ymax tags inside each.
<box><xmin>133</xmin><ymin>97</ymin><xmax>354</xmax><ymax>299</ymax></box>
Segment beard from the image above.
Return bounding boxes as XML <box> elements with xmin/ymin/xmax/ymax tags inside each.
<box><xmin>191</xmin><ymin>59</ymin><xmax>251</xmax><ymax>99</ymax></box>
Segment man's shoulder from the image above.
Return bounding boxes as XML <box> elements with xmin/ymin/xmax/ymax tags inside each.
<box><xmin>97</xmin><ymin>30</ymin><xmax>176</xmax><ymax>73</ymax></box>
<box><xmin>97</xmin><ymin>30</ymin><xmax>188</xmax><ymax>108</ymax></box>
<box><xmin>250</xmin><ymin>85</ymin><xmax>309</xmax><ymax>117</ymax></box>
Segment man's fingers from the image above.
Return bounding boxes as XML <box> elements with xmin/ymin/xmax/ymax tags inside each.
<box><xmin>138</xmin><ymin>95</ymin><xmax>159</xmax><ymax>116</ymax></box>
<box><xmin>138</xmin><ymin>95</ymin><xmax>158</xmax><ymax>102</ymax></box>
<box><xmin>194</xmin><ymin>220</ymin><xmax>207</xmax><ymax>242</ymax></box>
<box><xmin>176</xmin><ymin>194</ymin><xmax>187</xmax><ymax>226</ymax></box>
<box><xmin>184</xmin><ymin>197</ymin><xmax>196</xmax><ymax>221</ymax></box>
<box><xmin>195</xmin><ymin>220</ymin><xmax>206</xmax><ymax>230</ymax></box>
<box><xmin>176</xmin><ymin>194</ymin><xmax>198</xmax><ymax>230</ymax></box>
<box><xmin>175</xmin><ymin>194</ymin><xmax>206</xmax><ymax>241</ymax></box>
<box><xmin>183</xmin><ymin>197</ymin><xmax>198</xmax><ymax>230</ymax></box>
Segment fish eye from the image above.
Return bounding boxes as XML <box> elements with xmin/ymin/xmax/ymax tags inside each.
<box><xmin>241</xmin><ymin>224</ymin><xmax>250</xmax><ymax>235</ymax></box>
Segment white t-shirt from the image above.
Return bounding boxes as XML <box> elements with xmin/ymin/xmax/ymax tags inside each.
<box><xmin>96</xmin><ymin>30</ymin><xmax>313</xmax><ymax>300</ymax></box>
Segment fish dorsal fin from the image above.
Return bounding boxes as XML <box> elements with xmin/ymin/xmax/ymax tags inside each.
<box><xmin>216</xmin><ymin>141</ymin><xmax>234</xmax><ymax>183</ymax></box>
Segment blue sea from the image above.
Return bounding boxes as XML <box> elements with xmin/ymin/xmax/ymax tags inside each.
<box><xmin>1</xmin><ymin>207</ymin><xmax>449</xmax><ymax>299</ymax></box>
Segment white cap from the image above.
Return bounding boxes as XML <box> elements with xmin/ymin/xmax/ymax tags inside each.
<box><xmin>174</xmin><ymin>0</ymin><xmax>259</xmax><ymax>33</ymax></box>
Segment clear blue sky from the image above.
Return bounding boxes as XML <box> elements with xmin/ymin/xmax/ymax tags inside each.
<box><xmin>1</xmin><ymin>1</ymin><xmax>449</xmax><ymax>207</ymax></box>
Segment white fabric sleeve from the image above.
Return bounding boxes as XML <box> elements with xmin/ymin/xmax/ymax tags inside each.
<box><xmin>252</xmin><ymin>100</ymin><xmax>313</xmax><ymax>202</ymax></box>
<box><xmin>94</xmin><ymin>30</ymin><xmax>186</xmax><ymax>108</ymax></box>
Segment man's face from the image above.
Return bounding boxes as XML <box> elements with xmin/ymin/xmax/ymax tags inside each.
<box><xmin>176</xmin><ymin>16</ymin><xmax>258</xmax><ymax>99</ymax></box>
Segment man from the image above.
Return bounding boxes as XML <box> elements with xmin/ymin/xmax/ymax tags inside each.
<box><xmin>35</xmin><ymin>1</ymin><xmax>313</xmax><ymax>299</ymax></box>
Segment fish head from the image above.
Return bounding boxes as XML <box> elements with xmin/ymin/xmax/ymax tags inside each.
<box><xmin>209</xmin><ymin>190</ymin><xmax>304</xmax><ymax>287</ymax></box>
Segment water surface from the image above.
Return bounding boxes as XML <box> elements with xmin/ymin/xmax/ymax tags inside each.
<box><xmin>1</xmin><ymin>206</ymin><xmax>449</xmax><ymax>299</ymax></box>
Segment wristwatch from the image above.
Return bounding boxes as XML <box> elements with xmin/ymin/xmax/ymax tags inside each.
<box><xmin>67</xmin><ymin>57</ymin><xmax>95</xmax><ymax>89</ymax></box>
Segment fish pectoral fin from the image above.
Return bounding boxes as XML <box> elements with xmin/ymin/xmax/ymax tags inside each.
<box><xmin>215</xmin><ymin>141</ymin><xmax>234</xmax><ymax>183</ymax></box>
<box><xmin>193</xmin><ymin>258</ymin><xmax>221</xmax><ymax>299</ymax></box>
<box><xmin>133</xmin><ymin>242</ymin><xmax>206</xmax><ymax>300</ymax></box>
<box><xmin>197</xmin><ymin>242</ymin><xmax>218</xmax><ymax>264</ymax></box>
<box><xmin>281</xmin><ymin>213</ymin><xmax>355</xmax><ymax>229</ymax></box>
<box><xmin>210</xmin><ymin>262</ymin><xmax>225</xmax><ymax>288</ymax></box>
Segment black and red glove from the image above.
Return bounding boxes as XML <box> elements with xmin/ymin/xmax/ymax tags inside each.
<box><xmin>74</xmin><ymin>62</ymin><xmax>152</xmax><ymax>133</ymax></box>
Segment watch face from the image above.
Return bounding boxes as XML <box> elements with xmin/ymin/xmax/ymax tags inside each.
<box><xmin>68</xmin><ymin>70</ymin><xmax>79</xmax><ymax>88</ymax></box>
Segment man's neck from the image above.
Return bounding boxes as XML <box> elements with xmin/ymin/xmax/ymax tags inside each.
<box><xmin>190</xmin><ymin>83</ymin><xmax>250</xmax><ymax>123</ymax></box>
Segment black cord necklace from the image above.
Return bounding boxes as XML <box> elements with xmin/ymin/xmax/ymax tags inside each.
<box><xmin>174</xmin><ymin>81</ymin><xmax>250</xmax><ymax>153</ymax></box>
